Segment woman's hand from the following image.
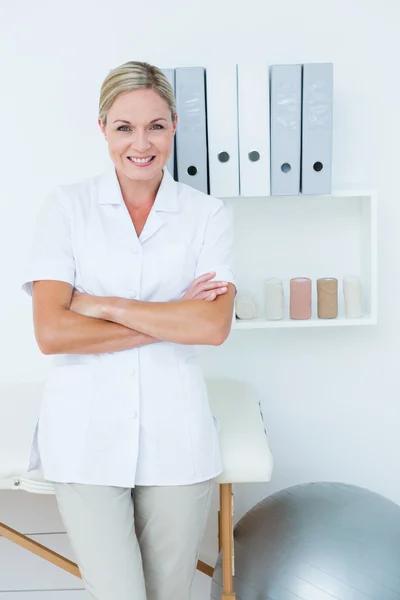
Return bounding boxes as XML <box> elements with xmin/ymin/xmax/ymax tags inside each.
<box><xmin>180</xmin><ymin>272</ymin><xmax>228</xmax><ymax>301</ymax></box>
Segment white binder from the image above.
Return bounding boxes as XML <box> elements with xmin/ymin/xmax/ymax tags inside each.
<box><xmin>175</xmin><ymin>67</ymin><xmax>209</xmax><ymax>194</ymax></box>
<box><xmin>161</xmin><ymin>68</ymin><xmax>176</xmax><ymax>179</ymax></box>
<box><xmin>237</xmin><ymin>62</ymin><xmax>270</xmax><ymax>197</ymax></box>
<box><xmin>270</xmin><ymin>64</ymin><xmax>302</xmax><ymax>195</ymax></box>
<box><xmin>301</xmin><ymin>63</ymin><xmax>333</xmax><ymax>195</ymax></box>
<box><xmin>206</xmin><ymin>63</ymin><xmax>239</xmax><ymax>198</ymax></box>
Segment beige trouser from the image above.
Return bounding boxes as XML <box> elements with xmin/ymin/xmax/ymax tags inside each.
<box><xmin>53</xmin><ymin>479</ymin><xmax>214</xmax><ymax>600</ymax></box>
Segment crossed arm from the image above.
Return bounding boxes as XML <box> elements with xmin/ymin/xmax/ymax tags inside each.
<box><xmin>33</xmin><ymin>274</ymin><xmax>235</xmax><ymax>355</ymax></box>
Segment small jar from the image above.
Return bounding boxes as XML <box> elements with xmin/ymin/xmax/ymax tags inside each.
<box><xmin>290</xmin><ymin>277</ymin><xmax>312</xmax><ymax>320</ymax></box>
<box><xmin>264</xmin><ymin>278</ymin><xmax>284</xmax><ymax>320</ymax></box>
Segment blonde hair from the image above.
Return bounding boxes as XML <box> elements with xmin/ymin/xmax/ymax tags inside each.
<box><xmin>99</xmin><ymin>61</ymin><xmax>176</xmax><ymax>126</ymax></box>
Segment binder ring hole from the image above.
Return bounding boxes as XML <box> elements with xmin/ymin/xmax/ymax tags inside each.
<box><xmin>313</xmin><ymin>161</ymin><xmax>323</xmax><ymax>172</ymax></box>
<box><xmin>281</xmin><ymin>163</ymin><xmax>291</xmax><ymax>173</ymax></box>
<box><xmin>248</xmin><ymin>151</ymin><xmax>260</xmax><ymax>162</ymax></box>
<box><xmin>218</xmin><ymin>151</ymin><xmax>230</xmax><ymax>163</ymax></box>
<box><xmin>187</xmin><ymin>166</ymin><xmax>198</xmax><ymax>176</ymax></box>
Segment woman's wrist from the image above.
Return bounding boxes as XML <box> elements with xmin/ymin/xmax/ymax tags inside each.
<box><xmin>100</xmin><ymin>296</ymin><xmax>132</xmax><ymax>323</ymax></box>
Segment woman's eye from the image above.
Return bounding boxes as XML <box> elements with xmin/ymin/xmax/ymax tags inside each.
<box><xmin>117</xmin><ymin>125</ymin><xmax>164</xmax><ymax>131</ymax></box>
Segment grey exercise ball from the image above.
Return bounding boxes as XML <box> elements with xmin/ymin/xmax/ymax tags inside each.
<box><xmin>211</xmin><ymin>482</ymin><xmax>400</xmax><ymax>600</ymax></box>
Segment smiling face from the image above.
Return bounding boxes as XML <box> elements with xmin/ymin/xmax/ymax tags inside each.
<box><xmin>98</xmin><ymin>88</ymin><xmax>177</xmax><ymax>182</ymax></box>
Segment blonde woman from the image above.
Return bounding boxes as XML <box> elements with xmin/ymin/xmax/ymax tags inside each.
<box><xmin>22</xmin><ymin>61</ymin><xmax>236</xmax><ymax>600</ymax></box>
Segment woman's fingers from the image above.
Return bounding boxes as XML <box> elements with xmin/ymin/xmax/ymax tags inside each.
<box><xmin>193</xmin><ymin>287</ymin><xmax>228</xmax><ymax>301</ymax></box>
<box><xmin>194</xmin><ymin>272</ymin><xmax>216</xmax><ymax>283</ymax></box>
<box><xmin>198</xmin><ymin>281</ymin><xmax>228</xmax><ymax>292</ymax></box>
<box><xmin>191</xmin><ymin>281</ymin><xmax>228</xmax><ymax>297</ymax></box>
<box><xmin>204</xmin><ymin>291</ymin><xmax>217</xmax><ymax>301</ymax></box>
<box><xmin>188</xmin><ymin>274</ymin><xmax>215</xmax><ymax>293</ymax></box>
<box><xmin>182</xmin><ymin>274</ymin><xmax>229</xmax><ymax>301</ymax></box>
<box><xmin>189</xmin><ymin>272</ymin><xmax>216</xmax><ymax>290</ymax></box>
<box><xmin>201</xmin><ymin>285</ymin><xmax>227</xmax><ymax>295</ymax></box>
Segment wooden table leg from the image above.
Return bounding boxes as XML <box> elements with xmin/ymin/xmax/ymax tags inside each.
<box><xmin>220</xmin><ymin>483</ymin><xmax>236</xmax><ymax>599</ymax></box>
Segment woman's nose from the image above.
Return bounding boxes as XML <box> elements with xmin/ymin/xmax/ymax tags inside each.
<box><xmin>131</xmin><ymin>131</ymin><xmax>151</xmax><ymax>152</ymax></box>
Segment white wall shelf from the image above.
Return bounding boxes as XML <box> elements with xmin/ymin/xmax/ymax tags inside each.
<box><xmin>226</xmin><ymin>189</ymin><xmax>378</xmax><ymax>329</ymax></box>
<box><xmin>232</xmin><ymin>316</ymin><xmax>376</xmax><ymax>329</ymax></box>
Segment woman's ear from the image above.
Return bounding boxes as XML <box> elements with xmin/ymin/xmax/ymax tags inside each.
<box><xmin>172</xmin><ymin>113</ymin><xmax>178</xmax><ymax>135</ymax></box>
<box><xmin>98</xmin><ymin>118</ymin><xmax>107</xmax><ymax>140</ymax></box>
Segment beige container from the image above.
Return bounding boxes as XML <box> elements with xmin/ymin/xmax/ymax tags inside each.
<box><xmin>264</xmin><ymin>278</ymin><xmax>284</xmax><ymax>320</ymax></box>
<box><xmin>317</xmin><ymin>278</ymin><xmax>338</xmax><ymax>319</ymax></box>
<box><xmin>343</xmin><ymin>275</ymin><xmax>363</xmax><ymax>318</ymax></box>
<box><xmin>235</xmin><ymin>292</ymin><xmax>257</xmax><ymax>320</ymax></box>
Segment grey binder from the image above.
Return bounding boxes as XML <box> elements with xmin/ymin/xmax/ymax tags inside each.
<box><xmin>161</xmin><ymin>68</ymin><xmax>176</xmax><ymax>179</ymax></box>
<box><xmin>175</xmin><ymin>67</ymin><xmax>209</xmax><ymax>193</ymax></box>
<box><xmin>270</xmin><ymin>64</ymin><xmax>302</xmax><ymax>195</ymax></box>
<box><xmin>301</xmin><ymin>63</ymin><xmax>333</xmax><ymax>194</ymax></box>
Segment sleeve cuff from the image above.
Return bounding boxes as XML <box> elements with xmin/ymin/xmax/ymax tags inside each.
<box><xmin>22</xmin><ymin>265</ymin><xmax>75</xmax><ymax>297</ymax></box>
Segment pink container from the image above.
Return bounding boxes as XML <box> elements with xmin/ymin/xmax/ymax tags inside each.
<box><xmin>290</xmin><ymin>277</ymin><xmax>312</xmax><ymax>320</ymax></box>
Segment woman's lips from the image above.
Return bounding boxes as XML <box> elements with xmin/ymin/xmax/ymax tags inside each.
<box><xmin>127</xmin><ymin>156</ymin><xmax>155</xmax><ymax>167</ymax></box>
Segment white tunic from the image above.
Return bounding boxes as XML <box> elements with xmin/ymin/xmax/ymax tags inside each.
<box><xmin>22</xmin><ymin>164</ymin><xmax>236</xmax><ymax>488</ymax></box>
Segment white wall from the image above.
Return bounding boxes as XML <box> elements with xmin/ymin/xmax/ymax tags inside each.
<box><xmin>1</xmin><ymin>0</ymin><xmax>400</xmax><ymax>597</ymax></box>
